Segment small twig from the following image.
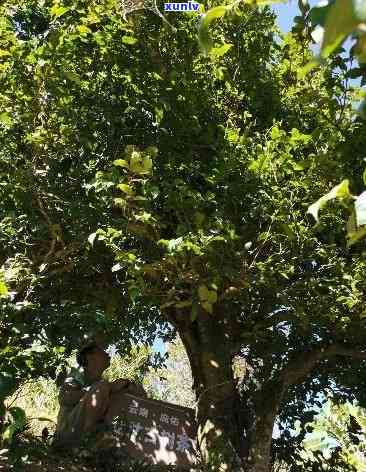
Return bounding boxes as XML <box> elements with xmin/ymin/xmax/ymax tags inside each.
<box><xmin>35</xmin><ymin>194</ymin><xmax>62</xmax><ymax>264</ymax></box>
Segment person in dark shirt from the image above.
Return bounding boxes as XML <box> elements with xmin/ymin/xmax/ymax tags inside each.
<box><xmin>55</xmin><ymin>341</ymin><xmax>146</xmax><ymax>446</ymax></box>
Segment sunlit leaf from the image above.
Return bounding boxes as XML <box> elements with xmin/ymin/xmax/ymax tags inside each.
<box><xmin>50</xmin><ymin>6</ymin><xmax>71</xmax><ymax>18</ymax></box>
<box><xmin>111</xmin><ymin>263</ymin><xmax>122</xmax><ymax>272</ymax></box>
<box><xmin>77</xmin><ymin>25</ymin><xmax>91</xmax><ymax>34</ymax></box>
<box><xmin>308</xmin><ymin>179</ymin><xmax>352</xmax><ymax>222</ymax></box>
<box><xmin>198</xmin><ymin>6</ymin><xmax>229</xmax><ymax>54</ymax></box>
<box><xmin>210</xmin><ymin>43</ymin><xmax>233</xmax><ymax>58</ymax></box>
<box><xmin>130</xmin><ymin>154</ymin><xmax>152</xmax><ymax>175</ymax></box>
<box><xmin>114</xmin><ymin>198</ymin><xmax>126</xmax><ymax>208</ymax></box>
<box><xmin>113</xmin><ymin>159</ymin><xmax>129</xmax><ymax>169</ymax></box>
<box><xmin>141</xmin><ymin>156</ymin><xmax>152</xmax><ymax>173</ymax></box>
<box><xmin>122</xmin><ymin>36</ymin><xmax>138</xmax><ymax>45</ymax></box>
<box><xmin>321</xmin><ymin>0</ymin><xmax>358</xmax><ymax>58</ymax></box>
<box><xmin>0</xmin><ymin>272</ymin><xmax>8</xmax><ymax>297</ymax></box>
<box><xmin>0</xmin><ymin>112</ymin><xmax>12</xmax><ymax>127</ymax></box>
<box><xmin>117</xmin><ymin>183</ymin><xmax>134</xmax><ymax>195</ymax></box>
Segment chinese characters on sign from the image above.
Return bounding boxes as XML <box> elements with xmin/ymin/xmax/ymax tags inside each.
<box><xmin>109</xmin><ymin>393</ymin><xmax>197</xmax><ymax>467</ymax></box>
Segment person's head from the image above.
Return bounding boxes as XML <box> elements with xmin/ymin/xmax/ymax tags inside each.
<box><xmin>76</xmin><ymin>342</ymin><xmax>110</xmax><ymax>379</ymax></box>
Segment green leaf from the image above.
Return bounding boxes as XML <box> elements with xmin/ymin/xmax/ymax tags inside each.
<box><xmin>114</xmin><ymin>198</ymin><xmax>126</xmax><ymax>208</ymax></box>
<box><xmin>198</xmin><ymin>6</ymin><xmax>229</xmax><ymax>54</ymax></box>
<box><xmin>363</xmin><ymin>168</ymin><xmax>366</xmax><ymax>185</ymax></box>
<box><xmin>122</xmin><ymin>36</ymin><xmax>138</xmax><ymax>45</ymax></box>
<box><xmin>198</xmin><ymin>285</ymin><xmax>217</xmax><ymax>304</ymax></box>
<box><xmin>201</xmin><ymin>6</ymin><xmax>228</xmax><ymax>27</ymax></box>
<box><xmin>210</xmin><ymin>43</ymin><xmax>233</xmax><ymax>58</ymax></box>
<box><xmin>141</xmin><ymin>156</ymin><xmax>152</xmax><ymax>173</ymax></box>
<box><xmin>9</xmin><ymin>407</ymin><xmax>26</xmax><ymax>428</ymax></box>
<box><xmin>2</xmin><ymin>424</ymin><xmax>17</xmax><ymax>443</ymax></box>
<box><xmin>117</xmin><ymin>183</ymin><xmax>134</xmax><ymax>195</ymax></box>
<box><xmin>270</xmin><ymin>125</ymin><xmax>284</xmax><ymax>140</ymax></box>
<box><xmin>64</xmin><ymin>71</ymin><xmax>81</xmax><ymax>84</ymax></box>
<box><xmin>202</xmin><ymin>301</ymin><xmax>213</xmax><ymax>314</ymax></box>
<box><xmin>309</xmin><ymin>3</ymin><xmax>334</xmax><ymax>27</ymax></box>
<box><xmin>135</xmin><ymin>211</ymin><xmax>152</xmax><ymax>223</ymax></box>
<box><xmin>289</xmin><ymin>128</ymin><xmax>311</xmax><ymax>145</ymax></box>
<box><xmin>1</xmin><ymin>406</ymin><xmax>26</xmax><ymax>443</ymax></box>
<box><xmin>308</xmin><ymin>179</ymin><xmax>352</xmax><ymax>222</ymax></box>
<box><xmin>347</xmin><ymin>225</ymin><xmax>366</xmax><ymax>246</ymax></box>
<box><xmin>0</xmin><ymin>112</ymin><xmax>13</xmax><ymax>127</ymax></box>
<box><xmin>198</xmin><ymin>284</ymin><xmax>210</xmax><ymax>301</ymax></box>
<box><xmin>298</xmin><ymin>59</ymin><xmax>320</xmax><ymax>79</ymax></box>
<box><xmin>198</xmin><ymin>0</ymin><xmax>286</xmax><ymax>54</ymax></box>
<box><xmin>130</xmin><ymin>154</ymin><xmax>152</xmax><ymax>175</ymax></box>
<box><xmin>113</xmin><ymin>159</ymin><xmax>129</xmax><ymax>169</ymax></box>
<box><xmin>0</xmin><ymin>280</ymin><xmax>8</xmax><ymax>297</ymax></box>
<box><xmin>292</xmin><ymin>162</ymin><xmax>305</xmax><ymax>171</ymax></box>
<box><xmin>77</xmin><ymin>24</ymin><xmax>91</xmax><ymax>34</ymax></box>
<box><xmin>226</xmin><ymin>128</ymin><xmax>240</xmax><ymax>143</ymax></box>
<box><xmin>145</xmin><ymin>146</ymin><xmax>158</xmax><ymax>158</ymax></box>
<box><xmin>0</xmin><ymin>373</ymin><xmax>16</xmax><ymax>400</ymax></box>
<box><xmin>280</xmin><ymin>224</ymin><xmax>296</xmax><ymax>240</ymax></box>
<box><xmin>206</xmin><ymin>290</ymin><xmax>217</xmax><ymax>304</ymax></box>
<box><xmin>154</xmin><ymin>107</ymin><xmax>164</xmax><ymax>125</ymax></box>
<box><xmin>50</xmin><ymin>6</ymin><xmax>71</xmax><ymax>18</ymax></box>
<box><xmin>346</xmin><ymin>67</ymin><xmax>364</xmax><ymax>79</ymax></box>
<box><xmin>321</xmin><ymin>0</ymin><xmax>359</xmax><ymax>58</ymax></box>
<box><xmin>0</xmin><ymin>272</ymin><xmax>8</xmax><ymax>297</ymax></box>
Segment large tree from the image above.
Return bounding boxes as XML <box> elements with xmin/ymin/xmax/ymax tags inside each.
<box><xmin>1</xmin><ymin>1</ymin><xmax>366</xmax><ymax>470</ymax></box>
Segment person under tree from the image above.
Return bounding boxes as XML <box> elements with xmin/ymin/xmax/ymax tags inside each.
<box><xmin>55</xmin><ymin>340</ymin><xmax>147</xmax><ymax>446</ymax></box>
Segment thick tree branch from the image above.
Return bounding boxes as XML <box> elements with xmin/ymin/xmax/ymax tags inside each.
<box><xmin>280</xmin><ymin>343</ymin><xmax>366</xmax><ymax>388</ymax></box>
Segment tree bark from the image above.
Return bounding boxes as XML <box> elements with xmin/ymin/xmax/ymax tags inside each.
<box><xmin>176</xmin><ymin>312</ymin><xmax>283</xmax><ymax>472</ymax></box>
<box><xmin>244</xmin><ymin>381</ymin><xmax>283</xmax><ymax>472</ymax></box>
<box><xmin>246</xmin><ymin>417</ymin><xmax>275</xmax><ymax>472</ymax></box>
<box><xmin>177</xmin><ymin>312</ymin><xmax>246</xmax><ymax>471</ymax></box>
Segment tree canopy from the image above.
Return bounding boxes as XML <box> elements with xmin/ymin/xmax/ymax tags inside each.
<box><xmin>1</xmin><ymin>0</ymin><xmax>366</xmax><ymax>470</ymax></box>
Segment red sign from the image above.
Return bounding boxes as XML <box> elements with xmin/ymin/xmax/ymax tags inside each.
<box><xmin>108</xmin><ymin>393</ymin><xmax>197</xmax><ymax>467</ymax></box>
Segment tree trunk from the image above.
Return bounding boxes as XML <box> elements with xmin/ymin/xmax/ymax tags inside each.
<box><xmin>176</xmin><ymin>311</ymin><xmax>281</xmax><ymax>472</ymax></box>
<box><xmin>244</xmin><ymin>381</ymin><xmax>283</xmax><ymax>472</ymax></box>
<box><xmin>245</xmin><ymin>409</ymin><xmax>277</xmax><ymax>472</ymax></box>
<box><xmin>178</xmin><ymin>314</ymin><xmax>246</xmax><ymax>471</ymax></box>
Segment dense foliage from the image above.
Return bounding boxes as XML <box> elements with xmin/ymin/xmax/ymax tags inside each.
<box><xmin>0</xmin><ymin>0</ymin><xmax>366</xmax><ymax>470</ymax></box>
